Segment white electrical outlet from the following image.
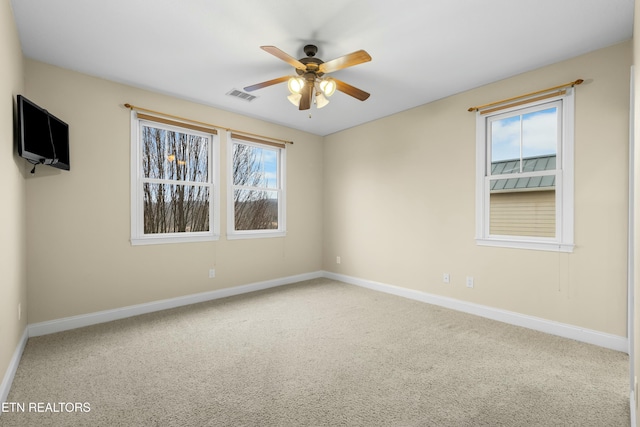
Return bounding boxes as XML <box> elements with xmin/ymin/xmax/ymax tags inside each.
<box><xmin>443</xmin><ymin>273</ymin><xmax>450</xmax><ymax>284</ymax></box>
<box><xmin>336</xmin><ymin>256</ymin><xmax>341</xmax><ymax>264</ymax></box>
<box><xmin>466</xmin><ymin>276</ymin><xmax>474</xmax><ymax>288</ymax></box>
<box><xmin>208</xmin><ymin>268</ymin><xmax>216</xmax><ymax>278</ymax></box>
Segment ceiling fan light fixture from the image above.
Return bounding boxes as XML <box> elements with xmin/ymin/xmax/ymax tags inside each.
<box><xmin>319</xmin><ymin>78</ymin><xmax>336</xmax><ymax>97</ymax></box>
<box><xmin>315</xmin><ymin>92</ymin><xmax>330</xmax><ymax>109</ymax></box>
<box><xmin>245</xmin><ymin>44</ymin><xmax>371</xmax><ymax>111</ymax></box>
<box><xmin>287</xmin><ymin>77</ymin><xmax>304</xmax><ymax>94</ymax></box>
<box><xmin>287</xmin><ymin>92</ymin><xmax>301</xmax><ymax>106</ymax></box>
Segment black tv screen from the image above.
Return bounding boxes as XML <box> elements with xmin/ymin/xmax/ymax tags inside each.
<box><xmin>17</xmin><ymin>95</ymin><xmax>70</xmax><ymax>171</ymax></box>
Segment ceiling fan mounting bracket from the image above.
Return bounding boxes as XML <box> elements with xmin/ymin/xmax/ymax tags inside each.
<box><xmin>303</xmin><ymin>44</ymin><xmax>318</xmax><ymax>57</ymax></box>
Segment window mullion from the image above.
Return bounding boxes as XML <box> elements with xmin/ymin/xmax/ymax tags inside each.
<box><xmin>486</xmin><ymin>117</ymin><xmax>492</xmax><ymax>177</ymax></box>
<box><xmin>555</xmin><ymin>170</ymin><xmax>563</xmax><ymax>243</ymax></box>
<box><xmin>489</xmin><ymin>170</ymin><xmax>558</xmax><ymax>180</ymax></box>
<box><xmin>519</xmin><ymin>114</ymin><xmax>524</xmax><ymax>173</ymax></box>
<box><xmin>142</xmin><ymin>177</ymin><xmax>211</xmax><ymax>187</ymax></box>
<box><xmin>484</xmin><ymin>176</ymin><xmax>491</xmax><ymax>239</ymax></box>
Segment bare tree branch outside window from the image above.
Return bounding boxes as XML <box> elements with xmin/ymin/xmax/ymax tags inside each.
<box><xmin>232</xmin><ymin>142</ymin><xmax>279</xmax><ymax>230</ymax></box>
<box><xmin>141</xmin><ymin>125</ymin><xmax>210</xmax><ymax>234</ymax></box>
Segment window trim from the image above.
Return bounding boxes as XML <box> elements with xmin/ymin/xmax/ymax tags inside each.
<box><xmin>226</xmin><ymin>131</ymin><xmax>286</xmax><ymax>240</ymax></box>
<box><xmin>130</xmin><ymin>111</ymin><xmax>220</xmax><ymax>245</ymax></box>
<box><xmin>475</xmin><ymin>90</ymin><xmax>575</xmax><ymax>252</ymax></box>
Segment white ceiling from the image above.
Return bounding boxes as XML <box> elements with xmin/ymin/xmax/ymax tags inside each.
<box><xmin>10</xmin><ymin>0</ymin><xmax>635</xmax><ymax>136</ymax></box>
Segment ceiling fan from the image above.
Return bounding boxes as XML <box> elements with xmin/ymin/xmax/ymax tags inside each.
<box><xmin>244</xmin><ymin>44</ymin><xmax>372</xmax><ymax>110</ymax></box>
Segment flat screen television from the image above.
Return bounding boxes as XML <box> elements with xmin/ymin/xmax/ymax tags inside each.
<box><xmin>17</xmin><ymin>95</ymin><xmax>70</xmax><ymax>171</ymax></box>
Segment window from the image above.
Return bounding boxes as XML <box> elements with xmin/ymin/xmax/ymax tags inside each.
<box><xmin>227</xmin><ymin>133</ymin><xmax>286</xmax><ymax>239</ymax></box>
<box><xmin>475</xmin><ymin>91</ymin><xmax>574</xmax><ymax>252</ymax></box>
<box><xmin>131</xmin><ymin>113</ymin><xmax>219</xmax><ymax>245</ymax></box>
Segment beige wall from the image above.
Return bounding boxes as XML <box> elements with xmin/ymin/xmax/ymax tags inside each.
<box><xmin>0</xmin><ymin>0</ymin><xmax>26</xmax><ymax>390</ymax></box>
<box><xmin>324</xmin><ymin>41</ymin><xmax>631</xmax><ymax>338</ymax></box>
<box><xmin>633</xmin><ymin>0</ymin><xmax>640</xmax><ymax>415</ymax></box>
<box><xmin>23</xmin><ymin>60</ymin><xmax>324</xmax><ymax>323</ymax></box>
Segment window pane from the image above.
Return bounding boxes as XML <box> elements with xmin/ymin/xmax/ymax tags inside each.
<box><xmin>142</xmin><ymin>125</ymin><xmax>208</xmax><ymax>182</ymax></box>
<box><xmin>492</xmin><ymin>159</ymin><xmax>520</xmax><ymax>175</ymax></box>
<box><xmin>522</xmin><ymin>107</ymin><xmax>557</xmax><ymax>159</ymax></box>
<box><xmin>234</xmin><ymin>189</ymin><xmax>278</xmax><ymax>230</ymax></box>
<box><xmin>143</xmin><ymin>183</ymin><xmax>210</xmax><ymax>234</ymax></box>
<box><xmin>232</xmin><ymin>143</ymin><xmax>278</xmax><ymax>189</ymax></box>
<box><xmin>489</xmin><ymin>177</ymin><xmax>555</xmax><ymax>238</ymax></box>
<box><xmin>491</xmin><ymin>115</ymin><xmax>521</xmax><ymax>163</ymax></box>
<box><xmin>490</xmin><ymin>106</ymin><xmax>558</xmax><ymax>174</ymax></box>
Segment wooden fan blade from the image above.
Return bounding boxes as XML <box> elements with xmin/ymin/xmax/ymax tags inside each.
<box><xmin>319</xmin><ymin>50</ymin><xmax>371</xmax><ymax>74</ymax></box>
<box><xmin>244</xmin><ymin>76</ymin><xmax>289</xmax><ymax>92</ymax></box>
<box><xmin>261</xmin><ymin>46</ymin><xmax>306</xmax><ymax>70</ymax></box>
<box><xmin>334</xmin><ymin>79</ymin><xmax>370</xmax><ymax>101</ymax></box>
<box><xmin>298</xmin><ymin>81</ymin><xmax>313</xmax><ymax>110</ymax></box>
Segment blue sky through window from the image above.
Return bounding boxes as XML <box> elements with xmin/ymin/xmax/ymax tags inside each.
<box><xmin>256</xmin><ymin>147</ymin><xmax>278</xmax><ymax>189</ymax></box>
<box><xmin>491</xmin><ymin>107</ymin><xmax>558</xmax><ymax>163</ymax></box>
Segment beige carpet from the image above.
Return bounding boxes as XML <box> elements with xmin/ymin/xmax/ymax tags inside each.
<box><xmin>1</xmin><ymin>278</ymin><xmax>630</xmax><ymax>426</ymax></box>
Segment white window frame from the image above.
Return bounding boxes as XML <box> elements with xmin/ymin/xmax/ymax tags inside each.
<box><xmin>475</xmin><ymin>90</ymin><xmax>574</xmax><ymax>252</ymax></box>
<box><xmin>227</xmin><ymin>132</ymin><xmax>286</xmax><ymax>240</ymax></box>
<box><xmin>130</xmin><ymin>111</ymin><xmax>220</xmax><ymax>245</ymax></box>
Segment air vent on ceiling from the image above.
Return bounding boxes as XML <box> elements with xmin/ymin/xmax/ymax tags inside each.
<box><xmin>226</xmin><ymin>89</ymin><xmax>258</xmax><ymax>102</ymax></box>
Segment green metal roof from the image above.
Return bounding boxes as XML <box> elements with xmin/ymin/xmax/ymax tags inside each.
<box><xmin>490</xmin><ymin>155</ymin><xmax>556</xmax><ymax>192</ymax></box>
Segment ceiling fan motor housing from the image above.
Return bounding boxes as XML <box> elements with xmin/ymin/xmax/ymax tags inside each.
<box><xmin>297</xmin><ymin>45</ymin><xmax>324</xmax><ymax>77</ymax></box>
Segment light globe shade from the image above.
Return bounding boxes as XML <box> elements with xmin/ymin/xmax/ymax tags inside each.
<box><xmin>287</xmin><ymin>93</ymin><xmax>301</xmax><ymax>106</ymax></box>
<box><xmin>288</xmin><ymin>77</ymin><xmax>304</xmax><ymax>94</ymax></box>
<box><xmin>315</xmin><ymin>92</ymin><xmax>330</xmax><ymax>108</ymax></box>
<box><xmin>320</xmin><ymin>78</ymin><xmax>336</xmax><ymax>97</ymax></box>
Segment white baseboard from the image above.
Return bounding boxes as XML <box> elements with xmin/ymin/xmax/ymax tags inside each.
<box><xmin>1</xmin><ymin>269</ymin><xmax>631</xmax><ymax>415</ymax></box>
<box><xmin>26</xmin><ymin>269</ymin><xmax>629</xmax><ymax>352</ymax></box>
<box><xmin>0</xmin><ymin>327</ymin><xmax>28</xmax><ymax>405</ymax></box>
<box><xmin>323</xmin><ymin>271</ymin><xmax>629</xmax><ymax>353</ymax></box>
<box><xmin>28</xmin><ymin>271</ymin><xmax>324</xmax><ymax>337</ymax></box>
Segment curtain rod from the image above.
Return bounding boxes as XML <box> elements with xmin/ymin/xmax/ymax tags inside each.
<box><xmin>467</xmin><ymin>79</ymin><xmax>584</xmax><ymax>113</ymax></box>
<box><xmin>123</xmin><ymin>103</ymin><xmax>294</xmax><ymax>145</ymax></box>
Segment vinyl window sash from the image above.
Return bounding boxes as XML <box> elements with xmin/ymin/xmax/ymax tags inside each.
<box><xmin>475</xmin><ymin>92</ymin><xmax>573</xmax><ymax>252</ymax></box>
<box><xmin>131</xmin><ymin>112</ymin><xmax>219</xmax><ymax>245</ymax></box>
<box><xmin>227</xmin><ymin>135</ymin><xmax>286</xmax><ymax>239</ymax></box>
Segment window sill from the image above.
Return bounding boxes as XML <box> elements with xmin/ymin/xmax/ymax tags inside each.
<box><xmin>131</xmin><ymin>234</ymin><xmax>219</xmax><ymax>246</ymax></box>
<box><xmin>227</xmin><ymin>231</ymin><xmax>286</xmax><ymax>240</ymax></box>
<box><xmin>476</xmin><ymin>238</ymin><xmax>574</xmax><ymax>253</ymax></box>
